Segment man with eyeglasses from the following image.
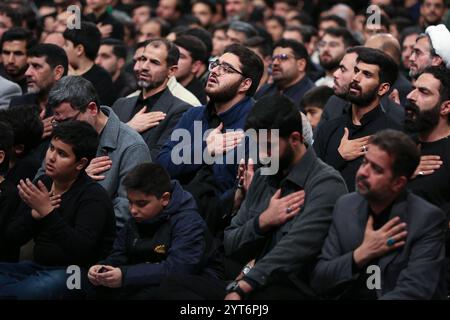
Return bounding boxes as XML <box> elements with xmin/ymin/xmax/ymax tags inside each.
<box><xmin>254</xmin><ymin>39</ymin><xmax>315</xmax><ymax>108</ymax></box>
<box><xmin>315</xmin><ymin>27</ymin><xmax>356</xmax><ymax>88</ymax></box>
<box><xmin>157</xmin><ymin>44</ymin><xmax>263</xmax><ymax>236</ymax></box>
<box><xmin>42</xmin><ymin>75</ymin><xmax>151</xmax><ymax>230</ymax></box>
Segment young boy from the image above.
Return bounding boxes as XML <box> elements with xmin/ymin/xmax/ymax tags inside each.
<box><xmin>0</xmin><ymin>121</ymin><xmax>20</xmax><ymax>262</ymax></box>
<box><xmin>0</xmin><ymin>121</ymin><xmax>116</xmax><ymax>299</ymax></box>
<box><xmin>300</xmin><ymin>85</ymin><xmax>334</xmax><ymax>131</ymax></box>
<box><xmin>88</xmin><ymin>163</ymin><xmax>214</xmax><ymax>299</ymax></box>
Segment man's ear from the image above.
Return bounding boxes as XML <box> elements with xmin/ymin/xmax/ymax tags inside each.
<box><xmin>191</xmin><ymin>60</ymin><xmax>203</xmax><ymax>75</ymax></box>
<box><xmin>440</xmin><ymin>100</ymin><xmax>450</xmax><ymax>118</ymax></box>
<box><xmin>76</xmin><ymin>157</ymin><xmax>88</xmax><ymax>171</ymax></box>
<box><xmin>239</xmin><ymin>77</ymin><xmax>252</xmax><ymax>94</ymax></box>
<box><xmin>161</xmin><ymin>191</ymin><xmax>171</xmax><ymax>207</ymax></box>
<box><xmin>76</xmin><ymin>44</ymin><xmax>84</xmax><ymax>57</ymax></box>
<box><xmin>392</xmin><ymin>175</ymin><xmax>407</xmax><ymax>193</ymax></box>
<box><xmin>86</xmin><ymin>101</ymin><xmax>99</xmax><ymax>115</ymax></box>
<box><xmin>377</xmin><ymin>82</ymin><xmax>391</xmax><ymax>97</ymax></box>
<box><xmin>53</xmin><ymin>65</ymin><xmax>65</xmax><ymax>81</ymax></box>
<box><xmin>167</xmin><ymin>65</ymin><xmax>178</xmax><ymax>78</ymax></box>
<box><xmin>431</xmin><ymin>55</ymin><xmax>443</xmax><ymax>67</ymax></box>
<box><xmin>289</xmin><ymin>131</ymin><xmax>304</xmax><ymax>146</ymax></box>
<box><xmin>296</xmin><ymin>58</ymin><xmax>306</xmax><ymax>73</ymax></box>
<box><xmin>116</xmin><ymin>57</ymin><xmax>125</xmax><ymax>71</ymax></box>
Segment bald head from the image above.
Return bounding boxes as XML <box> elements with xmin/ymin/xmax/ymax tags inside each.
<box><xmin>365</xmin><ymin>33</ymin><xmax>401</xmax><ymax>66</ymax></box>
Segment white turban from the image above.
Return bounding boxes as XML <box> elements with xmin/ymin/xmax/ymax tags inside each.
<box><xmin>425</xmin><ymin>24</ymin><xmax>450</xmax><ymax>69</ymax></box>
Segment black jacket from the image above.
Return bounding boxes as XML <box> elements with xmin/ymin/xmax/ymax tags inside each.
<box><xmin>5</xmin><ymin>172</ymin><xmax>116</xmax><ymax>267</ymax></box>
<box><xmin>99</xmin><ymin>181</ymin><xmax>219</xmax><ymax>287</ymax></box>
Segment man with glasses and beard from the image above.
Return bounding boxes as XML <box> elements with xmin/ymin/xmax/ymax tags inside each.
<box><xmin>405</xmin><ymin>66</ymin><xmax>450</xmax><ymax>297</ymax></box>
<box><xmin>314</xmin><ymin>48</ymin><xmax>404</xmax><ymax>192</ymax></box>
<box><xmin>157</xmin><ymin>44</ymin><xmax>263</xmax><ymax>236</ymax></box>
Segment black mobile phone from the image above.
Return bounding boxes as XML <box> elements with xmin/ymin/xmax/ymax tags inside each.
<box><xmin>98</xmin><ymin>266</ymin><xmax>108</xmax><ymax>273</ymax></box>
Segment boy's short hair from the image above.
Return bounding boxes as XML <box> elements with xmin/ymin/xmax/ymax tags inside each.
<box><xmin>123</xmin><ymin>163</ymin><xmax>172</xmax><ymax>199</ymax></box>
<box><xmin>0</xmin><ymin>104</ymin><xmax>43</xmax><ymax>156</ymax></box>
<box><xmin>0</xmin><ymin>121</ymin><xmax>14</xmax><ymax>175</ymax></box>
<box><xmin>63</xmin><ymin>21</ymin><xmax>101</xmax><ymax>61</ymax></box>
<box><xmin>52</xmin><ymin>120</ymin><xmax>99</xmax><ymax>164</ymax></box>
<box><xmin>300</xmin><ymin>86</ymin><xmax>334</xmax><ymax>110</ymax></box>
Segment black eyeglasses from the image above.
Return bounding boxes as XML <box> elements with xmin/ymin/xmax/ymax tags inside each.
<box><xmin>209</xmin><ymin>60</ymin><xmax>246</xmax><ymax>77</ymax></box>
<box><xmin>52</xmin><ymin>111</ymin><xmax>81</xmax><ymax>127</ymax></box>
<box><xmin>271</xmin><ymin>53</ymin><xmax>297</xmax><ymax>62</ymax></box>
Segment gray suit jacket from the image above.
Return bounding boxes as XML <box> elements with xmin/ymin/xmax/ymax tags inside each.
<box><xmin>112</xmin><ymin>88</ymin><xmax>191</xmax><ymax>160</ymax></box>
<box><xmin>0</xmin><ymin>76</ymin><xmax>22</xmax><ymax>109</ymax></box>
<box><xmin>311</xmin><ymin>192</ymin><xmax>447</xmax><ymax>300</ymax></box>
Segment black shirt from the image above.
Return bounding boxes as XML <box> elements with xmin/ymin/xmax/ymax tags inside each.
<box><xmin>314</xmin><ymin>104</ymin><xmax>403</xmax><ymax>191</ymax></box>
<box><xmin>132</xmin><ymin>89</ymin><xmax>165</xmax><ymax>118</ymax></box>
<box><xmin>0</xmin><ymin>179</ymin><xmax>20</xmax><ymax>262</ymax></box>
<box><xmin>185</xmin><ymin>77</ymin><xmax>207</xmax><ymax>105</ymax></box>
<box><xmin>5</xmin><ymin>172</ymin><xmax>116</xmax><ymax>267</ymax></box>
<box><xmin>408</xmin><ymin>136</ymin><xmax>450</xmax><ymax>215</ymax></box>
<box><xmin>254</xmin><ymin>76</ymin><xmax>315</xmax><ymax>107</ymax></box>
<box><xmin>82</xmin><ymin>64</ymin><xmax>115</xmax><ymax>106</ymax></box>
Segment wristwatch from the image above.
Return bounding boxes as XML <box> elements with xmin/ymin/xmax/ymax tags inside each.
<box><xmin>225</xmin><ymin>281</ymin><xmax>247</xmax><ymax>299</ymax></box>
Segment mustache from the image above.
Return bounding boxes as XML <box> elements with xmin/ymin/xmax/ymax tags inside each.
<box><xmin>404</xmin><ymin>101</ymin><xmax>420</xmax><ymax>114</ymax></box>
<box><xmin>356</xmin><ymin>175</ymin><xmax>370</xmax><ymax>188</ymax></box>
<box><xmin>350</xmin><ymin>82</ymin><xmax>361</xmax><ymax>91</ymax></box>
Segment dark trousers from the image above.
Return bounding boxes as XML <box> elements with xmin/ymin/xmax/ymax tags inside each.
<box><xmin>0</xmin><ymin>261</ymin><xmax>86</xmax><ymax>300</ymax></box>
<box><xmin>157</xmin><ymin>273</ymin><xmax>314</xmax><ymax>300</ymax></box>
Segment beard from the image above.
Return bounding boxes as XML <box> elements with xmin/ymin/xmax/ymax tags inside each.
<box><xmin>320</xmin><ymin>56</ymin><xmax>340</xmax><ymax>72</ymax></box>
<box><xmin>404</xmin><ymin>101</ymin><xmax>440</xmax><ymax>133</ymax></box>
<box><xmin>355</xmin><ymin>175</ymin><xmax>386</xmax><ymax>203</ymax></box>
<box><xmin>334</xmin><ymin>81</ymin><xmax>350</xmax><ymax>99</ymax></box>
<box><xmin>279</xmin><ymin>143</ymin><xmax>295</xmax><ymax>172</ymax></box>
<box><xmin>347</xmin><ymin>82</ymin><xmax>378</xmax><ymax>107</ymax></box>
<box><xmin>206</xmin><ymin>78</ymin><xmax>242</xmax><ymax>103</ymax></box>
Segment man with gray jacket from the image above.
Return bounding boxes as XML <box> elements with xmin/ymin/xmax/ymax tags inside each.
<box><xmin>46</xmin><ymin>76</ymin><xmax>152</xmax><ymax>229</ymax></box>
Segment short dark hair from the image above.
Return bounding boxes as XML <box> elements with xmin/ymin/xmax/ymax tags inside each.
<box><xmin>145</xmin><ymin>17</ymin><xmax>171</xmax><ymax>37</ymax></box>
<box><xmin>301</xmin><ymin>86</ymin><xmax>334</xmax><ymax>110</ymax></box>
<box><xmin>180</xmin><ymin>27</ymin><xmax>213</xmax><ymax>61</ymax></box>
<box><xmin>0</xmin><ymin>3</ymin><xmax>22</xmax><ymax>27</ymax></box>
<box><xmin>174</xmin><ymin>35</ymin><xmax>207</xmax><ymax>63</ymax></box>
<box><xmin>223</xmin><ymin>44</ymin><xmax>264</xmax><ymax>97</ymax></box>
<box><xmin>0</xmin><ymin>104</ymin><xmax>43</xmax><ymax>156</ymax></box>
<box><xmin>266</xmin><ymin>15</ymin><xmax>286</xmax><ymax>28</ymax></box>
<box><xmin>48</xmin><ymin>76</ymin><xmax>99</xmax><ymax>112</ymax></box>
<box><xmin>422</xmin><ymin>66</ymin><xmax>450</xmax><ymax>123</ymax></box>
<box><xmin>0</xmin><ymin>121</ymin><xmax>14</xmax><ymax>175</ymax></box>
<box><xmin>319</xmin><ymin>15</ymin><xmax>347</xmax><ymax>28</ymax></box>
<box><xmin>229</xmin><ymin>21</ymin><xmax>258</xmax><ymax>39</ymax></box>
<box><xmin>368</xmin><ymin>129</ymin><xmax>420</xmax><ymax>180</ymax></box>
<box><xmin>244</xmin><ymin>36</ymin><xmax>273</xmax><ymax>58</ymax></box>
<box><xmin>52</xmin><ymin>120</ymin><xmax>99</xmax><ymax>163</ymax></box>
<box><xmin>245</xmin><ymin>94</ymin><xmax>303</xmax><ymax>138</ymax></box>
<box><xmin>274</xmin><ymin>38</ymin><xmax>308</xmax><ymax>64</ymax></box>
<box><xmin>400</xmin><ymin>26</ymin><xmax>422</xmax><ymax>48</ymax></box>
<box><xmin>322</xmin><ymin>27</ymin><xmax>357</xmax><ymax>48</ymax></box>
<box><xmin>135</xmin><ymin>40</ymin><xmax>151</xmax><ymax>51</ymax></box>
<box><xmin>285</xmin><ymin>25</ymin><xmax>317</xmax><ymax>44</ymax></box>
<box><xmin>356</xmin><ymin>47</ymin><xmax>398</xmax><ymax>86</ymax></box>
<box><xmin>63</xmin><ymin>21</ymin><xmax>101</xmax><ymax>61</ymax></box>
<box><xmin>146</xmin><ymin>38</ymin><xmax>180</xmax><ymax>67</ymax></box>
<box><xmin>28</xmin><ymin>43</ymin><xmax>68</xmax><ymax>76</ymax></box>
<box><xmin>100</xmin><ymin>38</ymin><xmax>127</xmax><ymax>61</ymax></box>
<box><xmin>192</xmin><ymin>0</ymin><xmax>216</xmax><ymax>14</ymax></box>
<box><xmin>1</xmin><ymin>27</ymin><xmax>36</xmax><ymax>51</ymax></box>
<box><xmin>123</xmin><ymin>163</ymin><xmax>172</xmax><ymax>199</ymax></box>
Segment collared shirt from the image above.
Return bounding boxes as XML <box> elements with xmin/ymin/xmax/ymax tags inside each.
<box><xmin>224</xmin><ymin>147</ymin><xmax>348</xmax><ymax>289</ymax></box>
<box><xmin>254</xmin><ymin>76</ymin><xmax>315</xmax><ymax>106</ymax></box>
<box><xmin>132</xmin><ymin>89</ymin><xmax>165</xmax><ymax>118</ymax></box>
<box><xmin>314</xmin><ymin>104</ymin><xmax>403</xmax><ymax>191</ymax></box>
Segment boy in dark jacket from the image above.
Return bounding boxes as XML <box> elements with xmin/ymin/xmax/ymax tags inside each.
<box><xmin>87</xmin><ymin>163</ymin><xmax>213</xmax><ymax>299</ymax></box>
<box><xmin>0</xmin><ymin>121</ymin><xmax>116</xmax><ymax>299</ymax></box>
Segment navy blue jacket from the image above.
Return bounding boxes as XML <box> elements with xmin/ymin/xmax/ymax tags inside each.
<box><xmin>156</xmin><ymin>97</ymin><xmax>254</xmax><ymax>200</ymax></box>
<box><xmin>99</xmin><ymin>181</ymin><xmax>210</xmax><ymax>288</ymax></box>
